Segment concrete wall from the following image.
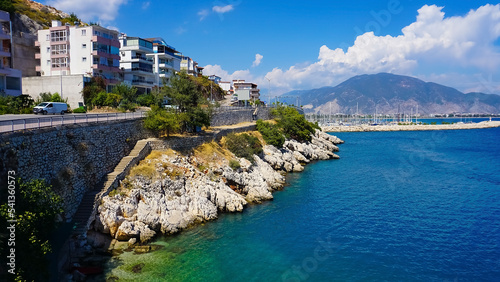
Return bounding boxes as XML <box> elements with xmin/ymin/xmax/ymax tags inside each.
<box><xmin>0</xmin><ymin>119</ymin><xmax>154</xmax><ymax>219</ymax></box>
<box><xmin>22</xmin><ymin>75</ymin><xmax>86</xmax><ymax>109</ymax></box>
<box><xmin>211</xmin><ymin>107</ymin><xmax>272</xmax><ymax>126</ymax></box>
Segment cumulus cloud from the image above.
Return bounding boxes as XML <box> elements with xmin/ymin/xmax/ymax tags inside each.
<box><xmin>252</xmin><ymin>54</ymin><xmax>263</xmax><ymax>67</ymax></box>
<box><xmin>141</xmin><ymin>1</ymin><xmax>150</xmax><ymax>10</ymax></box>
<box><xmin>203</xmin><ymin>64</ymin><xmax>253</xmax><ymax>82</ymax></box>
<box><xmin>206</xmin><ymin>4</ymin><xmax>500</xmax><ymax>94</ymax></box>
<box><xmin>213</xmin><ymin>5</ymin><xmax>234</xmax><ymax>14</ymax></box>
<box><xmin>47</xmin><ymin>0</ymin><xmax>128</xmax><ymax>23</ymax></box>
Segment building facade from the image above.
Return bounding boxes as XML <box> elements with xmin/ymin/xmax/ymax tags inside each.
<box><xmin>233</xmin><ymin>79</ymin><xmax>260</xmax><ymax>104</ymax></box>
<box><xmin>0</xmin><ymin>10</ymin><xmax>22</xmax><ymax>96</ymax></box>
<box><xmin>180</xmin><ymin>55</ymin><xmax>203</xmax><ymax>77</ymax></box>
<box><xmin>119</xmin><ymin>36</ymin><xmax>154</xmax><ymax>94</ymax></box>
<box><xmin>146</xmin><ymin>37</ymin><xmax>180</xmax><ymax>86</ymax></box>
<box><xmin>35</xmin><ymin>21</ymin><xmax>122</xmax><ymax>91</ymax></box>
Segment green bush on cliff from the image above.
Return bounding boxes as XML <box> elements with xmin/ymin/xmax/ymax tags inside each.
<box><xmin>271</xmin><ymin>106</ymin><xmax>319</xmax><ymax>143</ymax></box>
<box><xmin>256</xmin><ymin>120</ymin><xmax>285</xmax><ymax>148</ymax></box>
<box><xmin>0</xmin><ymin>178</ymin><xmax>64</xmax><ymax>281</ymax></box>
<box><xmin>225</xmin><ymin>133</ymin><xmax>262</xmax><ymax>162</ymax></box>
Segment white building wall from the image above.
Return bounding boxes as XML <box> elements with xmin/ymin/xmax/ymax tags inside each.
<box><xmin>69</xmin><ymin>26</ymin><xmax>92</xmax><ymax>75</ymax></box>
<box><xmin>23</xmin><ymin>75</ymin><xmax>86</xmax><ymax>109</ymax></box>
<box><xmin>37</xmin><ymin>29</ymin><xmax>51</xmax><ymax>76</ymax></box>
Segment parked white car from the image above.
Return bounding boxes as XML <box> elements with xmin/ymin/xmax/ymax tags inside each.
<box><xmin>33</xmin><ymin>102</ymin><xmax>68</xmax><ymax>115</ymax></box>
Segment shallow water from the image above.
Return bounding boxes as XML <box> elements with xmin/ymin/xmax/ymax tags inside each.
<box><xmin>105</xmin><ymin>127</ymin><xmax>500</xmax><ymax>281</ymax></box>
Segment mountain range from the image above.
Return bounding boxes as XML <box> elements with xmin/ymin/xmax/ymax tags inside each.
<box><xmin>283</xmin><ymin>73</ymin><xmax>500</xmax><ymax>115</ymax></box>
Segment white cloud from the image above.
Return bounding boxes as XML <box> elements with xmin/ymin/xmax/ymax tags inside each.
<box><xmin>198</xmin><ymin>9</ymin><xmax>209</xmax><ymax>21</ymax></box>
<box><xmin>212</xmin><ymin>5</ymin><xmax>234</xmax><ymax>14</ymax></box>
<box><xmin>206</xmin><ymin>4</ymin><xmax>500</xmax><ymax>94</ymax></box>
<box><xmin>252</xmin><ymin>54</ymin><xmax>263</xmax><ymax>67</ymax></box>
<box><xmin>141</xmin><ymin>2</ymin><xmax>150</xmax><ymax>10</ymax></box>
<box><xmin>203</xmin><ymin>64</ymin><xmax>253</xmax><ymax>82</ymax></box>
<box><xmin>47</xmin><ymin>0</ymin><xmax>128</xmax><ymax>23</ymax></box>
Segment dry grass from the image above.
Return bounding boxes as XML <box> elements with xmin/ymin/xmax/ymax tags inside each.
<box><xmin>194</xmin><ymin>142</ymin><xmax>233</xmax><ymax>164</ymax></box>
<box><xmin>129</xmin><ymin>163</ymin><xmax>157</xmax><ymax>179</ymax></box>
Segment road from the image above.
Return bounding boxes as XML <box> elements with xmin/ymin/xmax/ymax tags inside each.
<box><xmin>0</xmin><ymin>111</ymin><xmax>145</xmax><ymax>133</ymax></box>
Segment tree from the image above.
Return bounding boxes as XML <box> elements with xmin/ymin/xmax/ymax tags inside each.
<box><xmin>144</xmin><ymin>105</ymin><xmax>183</xmax><ymax>137</ymax></box>
<box><xmin>82</xmin><ymin>76</ymin><xmax>107</xmax><ymax>108</ymax></box>
<box><xmin>112</xmin><ymin>83</ymin><xmax>137</xmax><ymax>112</ymax></box>
<box><xmin>162</xmin><ymin>72</ymin><xmax>212</xmax><ymax>132</ymax></box>
<box><xmin>0</xmin><ymin>179</ymin><xmax>63</xmax><ymax>281</ymax></box>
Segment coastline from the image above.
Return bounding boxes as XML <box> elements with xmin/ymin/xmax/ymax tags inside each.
<box><xmin>322</xmin><ymin>120</ymin><xmax>500</xmax><ymax>132</ymax></box>
<box><xmin>91</xmin><ymin>130</ymin><xmax>344</xmax><ymax>245</ymax></box>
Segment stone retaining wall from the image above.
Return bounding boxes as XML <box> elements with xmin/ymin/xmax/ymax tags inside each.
<box><xmin>0</xmin><ymin>120</ymin><xmax>154</xmax><ymax>219</ymax></box>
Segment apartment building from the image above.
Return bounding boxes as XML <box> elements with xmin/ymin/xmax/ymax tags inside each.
<box><xmin>0</xmin><ymin>10</ymin><xmax>22</xmax><ymax>96</ymax></box>
<box><xmin>35</xmin><ymin>21</ymin><xmax>121</xmax><ymax>87</ymax></box>
<box><xmin>146</xmin><ymin>37</ymin><xmax>180</xmax><ymax>86</ymax></box>
<box><xmin>180</xmin><ymin>55</ymin><xmax>203</xmax><ymax>77</ymax></box>
<box><xmin>27</xmin><ymin>21</ymin><xmax>122</xmax><ymax>107</ymax></box>
<box><xmin>119</xmin><ymin>35</ymin><xmax>154</xmax><ymax>94</ymax></box>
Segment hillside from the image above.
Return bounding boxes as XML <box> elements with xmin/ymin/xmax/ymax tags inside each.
<box><xmin>285</xmin><ymin>73</ymin><xmax>500</xmax><ymax>115</ymax></box>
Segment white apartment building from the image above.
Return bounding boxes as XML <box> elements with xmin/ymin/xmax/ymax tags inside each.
<box><xmin>119</xmin><ymin>35</ymin><xmax>154</xmax><ymax>94</ymax></box>
<box><xmin>146</xmin><ymin>37</ymin><xmax>181</xmax><ymax>86</ymax></box>
<box><xmin>35</xmin><ymin>21</ymin><xmax>121</xmax><ymax>88</ymax></box>
<box><xmin>28</xmin><ymin>21</ymin><xmax>122</xmax><ymax>107</ymax></box>
<box><xmin>0</xmin><ymin>10</ymin><xmax>22</xmax><ymax>96</ymax></box>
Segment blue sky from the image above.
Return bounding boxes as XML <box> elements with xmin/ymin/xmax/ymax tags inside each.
<box><xmin>42</xmin><ymin>0</ymin><xmax>500</xmax><ymax>95</ymax></box>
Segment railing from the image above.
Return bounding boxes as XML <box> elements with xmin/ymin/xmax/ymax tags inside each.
<box><xmin>0</xmin><ymin>112</ymin><xmax>145</xmax><ymax>133</ymax></box>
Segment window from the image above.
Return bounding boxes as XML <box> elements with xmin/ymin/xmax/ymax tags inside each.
<box><xmin>46</xmin><ymin>47</ymin><xmax>50</xmax><ymax>53</ymax></box>
<box><xmin>50</xmin><ymin>30</ymin><xmax>67</xmax><ymax>42</ymax></box>
<box><xmin>46</xmin><ymin>34</ymin><xmax>50</xmax><ymax>41</ymax></box>
<box><xmin>81</xmin><ymin>29</ymin><xmax>86</xmax><ymax>36</ymax></box>
<box><xmin>46</xmin><ymin>60</ymin><xmax>50</xmax><ymax>66</ymax></box>
<box><xmin>82</xmin><ymin>57</ymin><xmax>87</xmax><ymax>62</ymax></box>
<box><xmin>82</xmin><ymin>43</ymin><xmax>87</xmax><ymax>49</ymax></box>
<box><xmin>51</xmin><ymin>44</ymin><xmax>67</xmax><ymax>55</ymax></box>
<box><xmin>51</xmin><ymin>57</ymin><xmax>68</xmax><ymax>68</ymax></box>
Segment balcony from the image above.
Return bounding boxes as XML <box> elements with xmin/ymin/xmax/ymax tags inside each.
<box><xmin>0</xmin><ymin>32</ymin><xmax>10</xmax><ymax>40</ymax></box>
<box><xmin>132</xmin><ymin>54</ymin><xmax>153</xmax><ymax>62</ymax></box>
<box><xmin>35</xmin><ymin>41</ymin><xmax>40</xmax><ymax>47</ymax></box>
<box><xmin>131</xmin><ymin>67</ymin><xmax>153</xmax><ymax>73</ymax></box>
<box><xmin>92</xmin><ymin>50</ymin><xmax>120</xmax><ymax>60</ymax></box>
<box><xmin>132</xmin><ymin>79</ymin><xmax>154</xmax><ymax>85</ymax></box>
<box><xmin>92</xmin><ymin>35</ymin><xmax>120</xmax><ymax>48</ymax></box>
<box><xmin>92</xmin><ymin>64</ymin><xmax>120</xmax><ymax>72</ymax></box>
<box><xmin>35</xmin><ymin>66</ymin><xmax>41</xmax><ymax>72</ymax></box>
<box><xmin>35</xmin><ymin>53</ymin><xmax>41</xmax><ymax>59</ymax></box>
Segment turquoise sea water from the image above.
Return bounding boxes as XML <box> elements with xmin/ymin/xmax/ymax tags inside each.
<box><xmin>105</xmin><ymin>127</ymin><xmax>500</xmax><ymax>281</ymax></box>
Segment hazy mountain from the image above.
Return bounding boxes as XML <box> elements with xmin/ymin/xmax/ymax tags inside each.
<box><xmin>284</xmin><ymin>73</ymin><xmax>500</xmax><ymax>115</ymax></box>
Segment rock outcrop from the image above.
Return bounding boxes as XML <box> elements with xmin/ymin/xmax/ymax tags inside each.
<box><xmin>94</xmin><ymin>130</ymin><xmax>343</xmax><ymax>242</ymax></box>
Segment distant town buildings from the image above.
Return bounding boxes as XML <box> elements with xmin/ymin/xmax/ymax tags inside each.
<box><xmin>180</xmin><ymin>55</ymin><xmax>203</xmax><ymax>77</ymax></box>
<box><xmin>0</xmin><ymin>10</ymin><xmax>22</xmax><ymax>96</ymax></box>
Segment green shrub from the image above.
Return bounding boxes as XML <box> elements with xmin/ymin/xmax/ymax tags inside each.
<box><xmin>271</xmin><ymin>106</ymin><xmax>319</xmax><ymax>143</ymax></box>
<box><xmin>73</xmin><ymin>107</ymin><xmax>86</xmax><ymax>113</ymax></box>
<box><xmin>225</xmin><ymin>133</ymin><xmax>262</xmax><ymax>162</ymax></box>
<box><xmin>256</xmin><ymin>119</ymin><xmax>285</xmax><ymax>148</ymax></box>
<box><xmin>229</xmin><ymin>159</ymin><xmax>241</xmax><ymax>170</ymax></box>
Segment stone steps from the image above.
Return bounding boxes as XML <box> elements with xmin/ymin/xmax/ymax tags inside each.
<box><xmin>70</xmin><ymin>139</ymin><xmax>153</xmax><ymax>237</ymax></box>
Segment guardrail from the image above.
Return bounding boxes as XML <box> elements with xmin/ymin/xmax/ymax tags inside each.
<box><xmin>0</xmin><ymin>111</ymin><xmax>145</xmax><ymax>133</ymax></box>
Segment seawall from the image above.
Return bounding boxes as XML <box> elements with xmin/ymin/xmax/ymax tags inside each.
<box><xmin>322</xmin><ymin>121</ymin><xmax>500</xmax><ymax>132</ymax></box>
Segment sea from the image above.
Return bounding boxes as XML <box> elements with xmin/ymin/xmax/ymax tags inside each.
<box><xmin>103</xmin><ymin>123</ymin><xmax>500</xmax><ymax>281</ymax></box>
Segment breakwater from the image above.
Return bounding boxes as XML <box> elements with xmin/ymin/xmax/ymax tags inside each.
<box><xmin>322</xmin><ymin>121</ymin><xmax>500</xmax><ymax>132</ymax></box>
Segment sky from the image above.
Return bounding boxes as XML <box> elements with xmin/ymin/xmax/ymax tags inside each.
<box><xmin>40</xmin><ymin>0</ymin><xmax>500</xmax><ymax>96</ymax></box>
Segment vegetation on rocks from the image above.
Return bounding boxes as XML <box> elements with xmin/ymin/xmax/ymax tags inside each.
<box><xmin>224</xmin><ymin>133</ymin><xmax>263</xmax><ymax>162</ymax></box>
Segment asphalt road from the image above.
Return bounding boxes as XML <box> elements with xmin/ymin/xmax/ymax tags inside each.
<box><xmin>0</xmin><ymin>111</ymin><xmax>145</xmax><ymax>133</ymax></box>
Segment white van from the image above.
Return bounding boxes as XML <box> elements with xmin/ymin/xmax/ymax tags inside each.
<box><xmin>33</xmin><ymin>102</ymin><xmax>68</xmax><ymax>115</ymax></box>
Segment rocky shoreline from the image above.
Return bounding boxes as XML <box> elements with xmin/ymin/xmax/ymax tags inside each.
<box><xmin>92</xmin><ymin>130</ymin><xmax>343</xmax><ymax>244</ymax></box>
<box><xmin>322</xmin><ymin>120</ymin><xmax>500</xmax><ymax>132</ymax></box>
